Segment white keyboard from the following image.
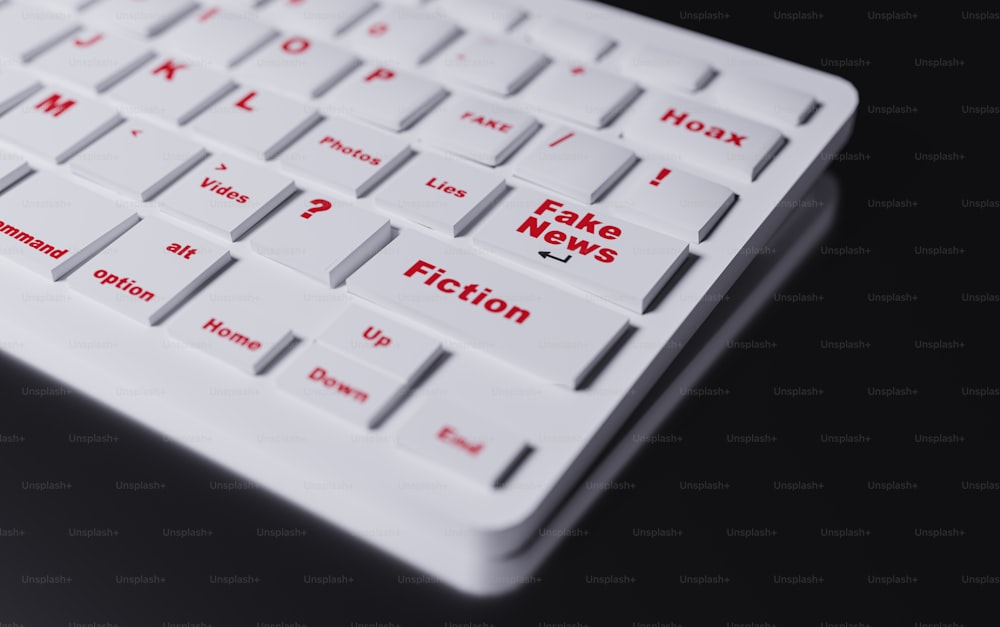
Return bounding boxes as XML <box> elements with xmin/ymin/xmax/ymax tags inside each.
<box><xmin>0</xmin><ymin>0</ymin><xmax>857</xmax><ymax>594</ymax></box>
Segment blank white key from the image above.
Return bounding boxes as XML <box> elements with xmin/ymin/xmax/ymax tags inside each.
<box><xmin>438</xmin><ymin>36</ymin><xmax>548</xmax><ymax>96</ymax></box>
<box><xmin>109</xmin><ymin>55</ymin><xmax>236</xmax><ymax>125</ymax></box>
<box><xmin>0</xmin><ymin>153</ymin><xmax>31</xmax><ymax>193</ymax></box>
<box><xmin>70</xmin><ymin>123</ymin><xmax>207</xmax><ymax>200</ymax></box>
<box><xmin>436</xmin><ymin>0</ymin><xmax>526</xmax><ymax>33</ymax></box>
<box><xmin>473</xmin><ymin>188</ymin><xmax>688</xmax><ymax>313</ymax></box>
<box><xmin>277</xmin><ymin>343</ymin><xmax>406</xmax><ymax>429</ymax></box>
<box><xmin>0</xmin><ymin>68</ymin><xmax>41</xmax><ymax>115</ymax></box>
<box><xmin>86</xmin><ymin>0</ymin><xmax>197</xmax><ymax>37</ymax></box>
<box><xmin>159</xmin><ymin>6</ymin><xmax>277</xmax><ymax>69</ymax></box>
<box><xmin>513</xmin><ymin>128</ymin><xmax>636</xmax><ymax>204</ymax></box>
<box><xmin>346</xmin><ymin>5</ymin><xmax>461</xmax><ymax>66</ymax></box>
<box><xmin>0</xmin><ymin>3</ymin><xmax>79</xmax><ymax>62</ymax></box>
<box><xmin>237</xmin><ymin>35</ymin><xmax>359</xmax><ymax>99</ymax></box>
<box><xmin>66</xmin><ymin>217</ymin><xmax>230</xmax><ymax>325</ymax></box>
<box><xmin>320</xmin><ymin>65</ymin><xmax>445</xmax><ymax>131</ymax></box>
<box><xmin>606</xmin><ymin>162</ymin><xmax>736</xmax><ymax>243</ymax></box>
<box><xmin>317</xmin><ymin>304</ymin><xmax>442</xmax><ymax>383</ymax></box>
<box><xmin>621</xmin><ymin>92</ymin><xmax>786</xmax><ymax>182</ymax></box>
<box><xmin>156</xmin><ymin>154</ymin><xmax>296</xmax><ymax>241</ymax></box>
<box><xmin>280</xmin><ymin>117</ymin><xmax>412</xmax><ymax>198</ymax></box>
<box><xmin>618</xmin><ymin>45</ymin><xmax>715</xmax><ymax>92</ymax></box>
<box><xmin>259</xmin><ymin>0</ymin><xmax>377</xmax><ymax>37</ymax></box>
<box><xmin>522</xmin><ymin>18</ymin><xmax>614</xmax><ymax>60</ymax></box>
<box><xmin>190</xmin><ymin>87</ymin><xmax>320</xmax><ymax>160</ymax></box>
<box><xmin>166</xmin><ymin>262</ymin><xmax>295</xmax><ymax>374</ymax></box>
<box><xmin>374</xmin><ymin>152</ymin><xmax>505</xmax><ymax>235</ymax></box>
<box><xmin>419</xmin><ymin>95</ymin><xmax>539</xmax><ymax>166</ymax></box>
<box><xmin>0</xmin><ymin>171</ymin><xmax>138</xmax><ymax>280</ymax></box>
<box><xmin>397</xmin><ymin>398</ymin><xmax>529</xmax><ymax>489</ymax></box>
<box><xmin>250</xmin><ymin>192</ymin><xmax>390</xmax><ymax>286</ymax></box>
<box><xmin>521</xmin><ymin>61</ymin><xmax>640</xmax><ymax>128</ymax></box>
<box><xmin>32</xmin><ymin>29</ymin><xmax>155</xmax><ymax>92</ymax></box>
<box><xmin>0</xmin><ymin>87</ymin><xmax>121</xmax><ymax>163</ymax></box>
<box><xmin>346</xmin><ymin>230</ymin><xmax>629</xmax><ymax>388</ymax></box>
<box><xmin>707</xmin><ymin>74</ymin><xmax>819</xmax><ymax>127</ymax></box>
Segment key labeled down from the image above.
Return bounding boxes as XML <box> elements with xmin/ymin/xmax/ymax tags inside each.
<box><xmin>346</xmin><ymin>231</ymin><xmax>629</xmax><ymax>388</ymax></box>
<box><xmin>473</xmin><ymin>188</ymin><xmax>688</xmax><ymax>313</ymax></box>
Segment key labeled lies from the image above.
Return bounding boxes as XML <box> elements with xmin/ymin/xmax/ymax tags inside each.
<box><xmin>473</xmin><ymin>188</ymin><xmax>688</xmax><ymax>312</ymax></box>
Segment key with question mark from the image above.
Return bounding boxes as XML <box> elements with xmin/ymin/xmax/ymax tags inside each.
<box><xmin>301</xmin><ymin>198</ymin><xmax>332</xmax><ymax>219</ymax></box>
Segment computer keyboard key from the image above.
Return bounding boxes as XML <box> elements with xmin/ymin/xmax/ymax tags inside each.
<box><xmin>345</xmin><ymin>5</ymin><xmax>461</xmax><ymax>66</ymax></box>
<box><xmin>436</xmin><ymin>0</ymin><xmax>526</xmax><ymax>34</ymax></box>
<box><xmin>397</xmin><ymin>397</ymin><xmax>530</xmax><ymax>489</ymax></box>
<box><xmin>158</xmin><ymin>6</ymin><xmax>277</xmax><ymax>69</ymax></box>
<box><xmin>276</xmin><ymin>343</ymin><xmax>407</xmax><ymax>429</ymax></box>
<box><xmin>0</xmin><ymin>3</ymin><xmax>79</xmax><ymax>62</ymax></box>
<box><xmin>70</xmin><ymin>123</ymin><xmax>207</xmax><ymax>201</ymax></box>
<box><xmin>190</xmin><ymin>87</ymin><xmax>321</xmax><ymax>160</ymax></box>
<box><xmin>373</xmin><ymin>152</ymin><xmax>506</xmax><ymax>236</ymax></box>
<box><xmin>0</xmin><ymin>171</ymin><xmax>138</xmax><ymax>280</ymax></box>
<box><xmin>280</xmin><ymin>117</ymin><xmax>412</xmax><ymax>198</ymax></box>
<box><xmin>419</xmin><ymin>95</ymin><xmax>539</xmax><ymax>166</ymax></box>
<box><xmin>66</xmin><ymin>217</ymin><xmax>230</xmax><ymax>325</ymax></box>
<box><xmin>316</xmin><ymin>304</ymin><xmax>442</xmax><ymax>383</ymax></box>
<box><xmin>0</xmin><ymin>154</ymin><xmax>31</xmax><ymax>193</ymax></box>
<box><xmin>319</xmin><ymin>64</ymin><xmax>446</xmax><ymax>131</ymax></box>
<box><xmin>0</xmin><ymin>69</ymin><xmax>42</xmax><ymax>116</ymax></box>
<box><xmin>521</xmin><ymin>18</ymin><xmax>615</xmax><ymax>61</ymax></box>
<box><xmin>0</xmin><ymin>87</ymin><xmax>121</xmax><ymax>163</ymax></box>
<box><xmin>250</xmin><ymin>193</ymin><xmax>391</xmax><ymax>287</ymax></box>
<box><xmin>439</xmin><ymin>36</ymin><xmax>549</xmax><ymax>96</ymax></box>
<box><xmin>109</xmin><ymin>55</ymin><xmax>237</xmax><ymax>125</ymax></box>
<box><xmin>32</xmin><ymin>29</ymin><xmax>156</xmax><ymax>93</ymax></box>
<box><xmin>618</xmin><ymin>45</ymin><xmax>715</xmax><ymax>92</ymax></box>
<box><xmin>706</xmin><ymin>74</ymin><xmax>820</xmax><ymax>127</ymax></box>
<box><xmin>86</xmin><ymin>0</ymin><xmax>198</xmax><ymax>38</ymax></box>
<box><xmin>512</xmin><ymin>127</ymin><xmax>636</xmax><ymax>204</ymax></box>
<box><xmin>606</xmin><ymin>162</ymin><xmax>736</xmax><ymax>243</ymax></box>
<box><xmin>157</xmin><ymin>155</ymin><xmax>296</xmax><ymax>241</ymax></box>
<box><xmin>346</xmin><ymin>230</ymin><xmax>629</xmax><ymax>388</ymax></box>
<box><xmin>259</xmin><ymin>0</ymin><xmax>377</xmax><ymax>37</ymax></box>
<box><xmin>621</xmin><ymin>92</ymin><xmax>786</xmax><ymax>182</ymax></box>
<box><xmin>473</xmin><ymin>187</ymin><xmax>688</xmax><ymax>313</ymax></box>
<box><xmin>237</xmin><ymin>36</ymin><xmax>360</xmax><ymax>99</ymax></box>
<box><xmin>521</xmin><ymin>61</ymin><xmax>640</xmax><ymax>128</ymax></box>
<box><xmin>166</xmin><ymin>262</ymin><xmax>296</xmax><ymax>374</ymax></box>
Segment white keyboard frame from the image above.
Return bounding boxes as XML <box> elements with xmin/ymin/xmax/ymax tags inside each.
<box><xmin>0</xmin><ymin>0</ymin><xmax>858</xmax><ymax>594</ymax></box>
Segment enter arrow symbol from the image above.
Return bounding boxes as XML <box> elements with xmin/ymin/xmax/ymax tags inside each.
<box><xmin>130</xmin><ymin>129</ymin><xmax>142</xmax><ymax>137</ymax></box>
<box><xmin>538</xmin><ymin>251</ymin><xmax>572</xmax><ymax>263</ymax></box>
<box><xmin>215</xmin><ymin>163</ymin><xmax>227</xmax><ymax>171</ymax></box>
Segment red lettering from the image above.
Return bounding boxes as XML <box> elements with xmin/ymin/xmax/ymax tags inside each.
<box><xmin>281</xmin><ymin>36</ymin><xmax>310</xmax><ymax>54</ymax></box>
<box><xmin>199</xmin><ymin>7</ymin><xmax>220</xmax><ymax>21</ymax></box>
<box><xmin>365</xmin><ymin>67</ymin><xmax>395</xmax><ymax>82</ymax></box>
<box><xmin>34</xmin><ymin>94</ymin><xmax>75</xmax><ymax>118</ymax></box>
<box><xmin>152</xmin><ymin>59</ymin><xmax>187</xmax><ymax>81</ymax></box>
<box><xmin>437</xmin><ymin>426</ymin><xmax>484</xmax><ymax>455</ymax></box>
<box><xmin>660</xmin><ymin>108</ymin><xmax>688</xmax><ymax>125</ymax></box>
<box><xmin>73</xmin><ymin>33</ymin><xmax>104</xmax><ymax>47</ymax></box>
<box><xmin>726</xmin><ymin>133</ymin><xmax>746</xmax><ymax>146</ymax></box>
<box><xmin>235</xmin><ymin>91</ymin><xmax>256</xmax><ymax>111</ymax></box>
<box><xmin>202</xmin><ymin>318</ymin><xmax>261</xmax><ymax>350</ymax></box>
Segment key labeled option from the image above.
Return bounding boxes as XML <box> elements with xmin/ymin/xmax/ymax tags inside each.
<box><xmin>473</xmin><ymin>188</ymin><xmax>688</xmax><ymax>313</ymax></box>
<box><xmin>280</xmin><ymin>117</ymin><xmax>411</xmax><ymax>197</ymax></box>
<box><xmin>157</xmin><ymin>155</ymin><xmax>296</xmax><ymax>241</ymax></box>
<box><xmin>396</xmin><ymin>398</ymin><xmax>530</xmax><ymax>489</ymax></box>
<box><xmin>0</xmin><ymin>172</ymin><xmax>138</xmax><ymax>280</ymax></box>
<box><xmin>317</xmin><ymin>304</ymin><xmax>442</xmax><ymax>383</ymax></box>
<box><xmin>621</xmin><ymin>92</ymin><xmax>786</xmax><ymax>182</ymax></box>
<box><xmin>67</xmin><ymin>217</ymin><xmax>230</xmax><ymax>325</ymax></box>
<box><xmin>346</xmin><ymin>231</ymin><xmax>629</xmax><ymax>388</ymax></box>
<box><xmin>420</xmin><ymin>95</ymin><xmax>538</xmax><ymax>166</ymax></box>
<box><xmin>512</xmin><ymin>127</ymin><xmax>636</xmax><ymax>203</ymax></box>
<box><xmin>373</xmin><ymin>152</ymin><xmax>505</xmax><ymax>235</ymax></box>
<box><xmin>276</xmin><ymin>343</ymin><xmax>407</xmax><ymax>429</ymax></box>
<box><xmin>250</xmin><ymin>193</ymin><xmax>391</xmax><ymax>286</ymax></box>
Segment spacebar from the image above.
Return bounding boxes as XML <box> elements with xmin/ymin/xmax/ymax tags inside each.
<box><xmin>345</xmin><ymin>231</ymin><xmax>629</xmax><ymax>388</ymax></box>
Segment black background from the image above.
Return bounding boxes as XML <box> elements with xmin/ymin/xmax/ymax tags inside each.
<box><xmin>1</xmin><ymin>2</ymin><xmax>996</xmax><ymax>625</ymax></box>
